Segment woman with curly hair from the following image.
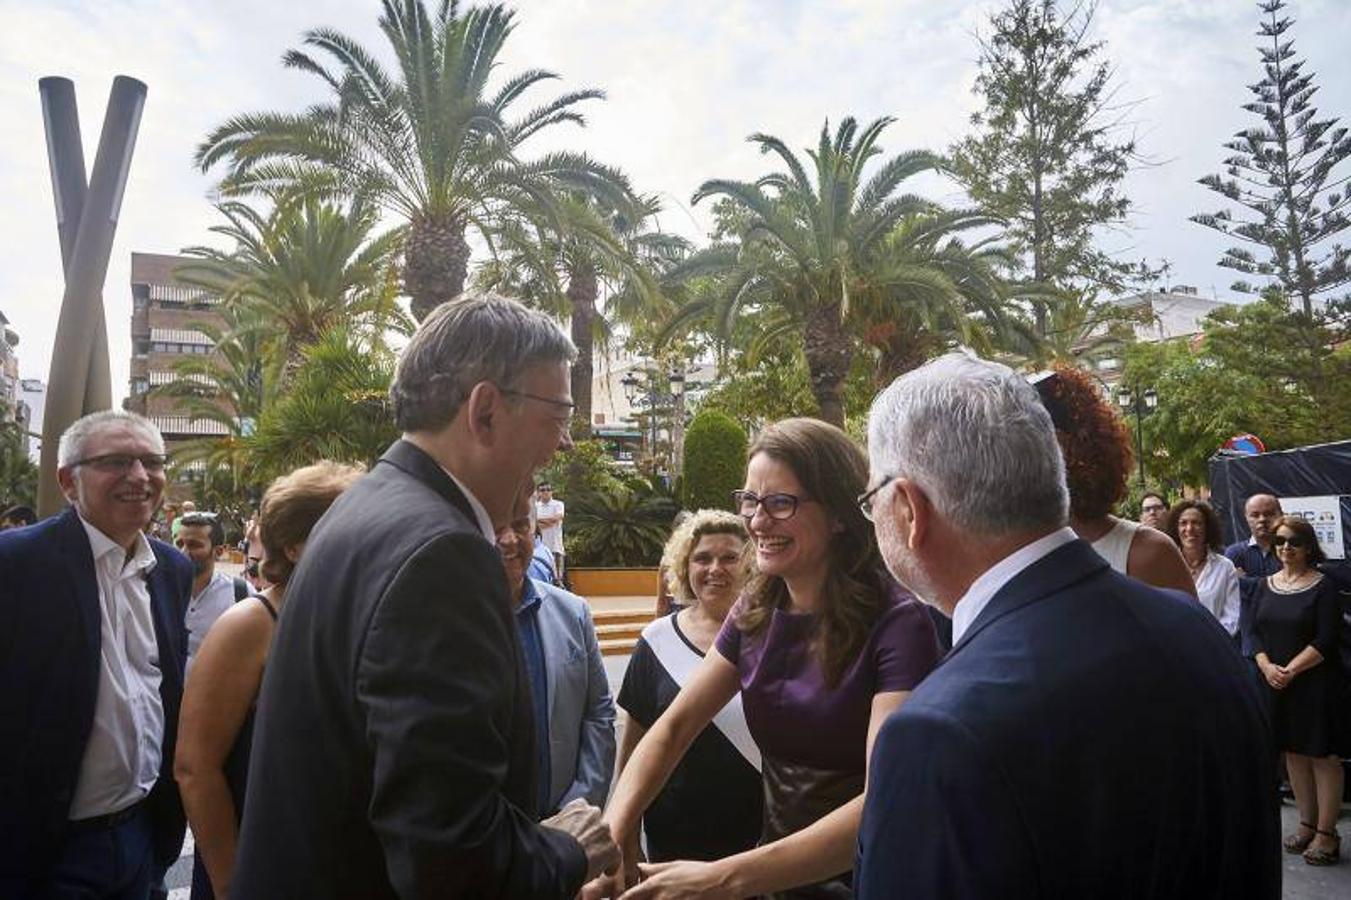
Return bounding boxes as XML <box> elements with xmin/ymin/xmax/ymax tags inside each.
<box><xmin>614</xmin><ymin>510</ymin><xmax>762</xmax><ymax>865</ymax></box>
<box><xmin>1165</xmin><ymin>499</ymin><xmax>1242</xmax><ymax>635</ymax></box>
<box><xmin>1034</xmin><ymin>367</ymin><xmax>1195</xmax><ymax>596</ymax></box>
<box><xmin>602</xmin><ymin>418</ymin><xmax>942</xmax><ymax>899</ymax></box>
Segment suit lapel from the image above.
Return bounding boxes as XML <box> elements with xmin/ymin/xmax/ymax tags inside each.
<box><xmin>146</xmin><ymin>547</ymin><xmax>185</xmax><ymax>700</ymax></box>
<box><xmin>55</xmin><ymin>509</ymin><xmax>102</xmax><ymax>667</ymax></box>
<box><xmin>377</xmin><ymin>439</ymin><xmax>481</xmax><ymax>532</ymax></box>
<box><xmin>944</xmin><ymin>540</ymin><xmax>1108</xmax><ymax>662</ymax></box>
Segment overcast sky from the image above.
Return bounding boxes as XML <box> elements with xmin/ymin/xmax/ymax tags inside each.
<box><xmin>3</xmin><ymin>0</ymin><xmax>1349</xmax><ymax>401</ymax></box>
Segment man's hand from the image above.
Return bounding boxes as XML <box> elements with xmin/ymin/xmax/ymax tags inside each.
<box><xmin>543</xmin><ymin>798</ymin><xmax>621</xmax><ymax>882</ymax></box>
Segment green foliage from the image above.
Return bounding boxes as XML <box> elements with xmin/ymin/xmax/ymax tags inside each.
<box><xmin>0</xmin><ymin>421</ymin><xmax>37</xmax><ymax>510</ymax></box>
<box><xmin>536</xmin><ymin>439</ymin><xmax>627</xmax><ymax>507</ymax></box>
<box><xmin>698</xmin><ymin>344</ymin><xmax>878</xmax><ymax>431</ymax></box>
<box><xmin>949</xmin><ymin>0</ymin><xmax>1143</xmax><ymax>332</ymax></box>
<box><xmin>1192</xmin><ymin>0</ymin><xmax>1351</xmax><ymax>315</ymax></box>
<box><xmin>565</xmin><ymin>479</ymin><xmax>679</xmax><ymax>567</ymax></box>
<box><xmin>1123</xmin><ymin>297</ymin><xmax>1351</xmax><ymax>486</ymax></box>
<box><xmin>244</xmin><ymin>327</ymin><xmax>399</xmax><ymax>481</ymax></box>
<box><xmin>681</xmin><ymin>410</ymin><xmax>747</xmax><ymax>512</ymax></box>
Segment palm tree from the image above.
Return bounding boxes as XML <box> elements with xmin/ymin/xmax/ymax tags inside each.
<box><xmin>195</xmin><ymin>0</ymin><xmax>627</xmax><ymax>320</ymax></box>
<box><xmin>245</xmin><ymin>327</ymin><xmax>400</xmax><ymax>480</ymax></box>
<box><xmin>175</xmin><ymin>195</ymin><xmax>409</xmax><ymax>377</ymax></box>
<box><xmin>661</xmin><ymin>117</ymin><xmax>972</xmax><ymax>425</ymax></box>
<box><xmin>477</xmin><ymin>191</ymin><xmax>687</xmax><ymax>434</ymax></box>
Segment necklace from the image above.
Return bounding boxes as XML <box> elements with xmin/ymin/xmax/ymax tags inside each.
<box><xmin>1274</xmin><ymin>569</ymin><xmax>1314</xmax><ymax>591</ymax></box>
<box><xmin>1185</xmin><ymin>553</ymin><xmax>1207</xmax><ymax>578</ymax></box>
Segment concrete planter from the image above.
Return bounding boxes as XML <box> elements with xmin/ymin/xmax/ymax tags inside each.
<box><xmin>568</xmin><ymin>567</ymin><xmax>659</xmax><ymax>597</ymax></box>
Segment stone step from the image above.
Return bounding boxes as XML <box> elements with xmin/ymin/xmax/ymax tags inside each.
<box><xmin>592</xmin><ymin>610</ymin><xmax>654</xmax><ymax>627</ymax></box>
<box><xmin>596</xmin><ymin>622</ymin><xmax>645</xmax><ymax>642</ymax></box>
<box><xmin>600</xmin><ymin>637</ymin><xmax>638</xmax><ymax>657</ymax></box>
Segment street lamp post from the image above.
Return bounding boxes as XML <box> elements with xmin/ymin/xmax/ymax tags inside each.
<box><xmin>669</xmin><ymin>369</ymin><xmax>686</xmax><ymax>481</ymax></box>
<box><xmin>1116</xmin><ymin>384</ymin><xmax>1158</xmax><ymax>486</ymax></box>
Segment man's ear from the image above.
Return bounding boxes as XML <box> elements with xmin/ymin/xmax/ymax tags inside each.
<box><xmin>463</xmin><ymin>381</ymin><xmax>504</xmax><ymax>444</ymax></box>
<box><xmin>57</xmin><ymin>466</ymin><xmax>78</xmax><ymax>503</ymax></box>
<box><xmin>893</xmin><ymin>478</ymin><xmax>932</xmax><ymax>550</ymax></box>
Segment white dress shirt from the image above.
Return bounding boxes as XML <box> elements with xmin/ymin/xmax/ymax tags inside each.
<box><xmin>535</xmin><ymin>498</ymin><xmax>565</xmax><ymax>554</ymax></box>
<box><xmin>951</xmin><ymin>527</ymin><xmax>1078</xmax><ymax>645</ymax></box>
<box><xmin>1194</xmin><ymin>551</ymin><xmax>1242</xmax><ymax>636</ymax></box>
<box><xmin>69</xmin><ymin>517</ymin><xmax>165</xmax><ymax>820</ymax></box>
<box><xmin>186</xmin><ymin>569</ymin><xmax>236</xmax><ymax>671</ymax></box>
<box><xmin>441</xmin><ymin>467</ymin><xmax>496</xmax><ymax>543</ymax></box>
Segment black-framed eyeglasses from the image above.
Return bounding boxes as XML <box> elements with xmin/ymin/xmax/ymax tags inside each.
<box><xmin>500</xmin><ymin>388</ymin><xmax>576</xmax><ymax>417</ymax></box>
<box><xmin>732</xmin><ymin>490</ymin><xmax>806</xmax><ymax>521</ymax></box>
<box><xmin>857</xmin><ymin>474</ymin><xmax>898</xmax><ymax>522</ymax></box>
<box><xmin>69</xmin><ymin>453</ymin><xmax>168</xmax><ymax>474</ymax></box>
<box><xmin>1272</xmin><ymin>535</ymin><xmax>1309</xmax><ymax>549</ymax></box>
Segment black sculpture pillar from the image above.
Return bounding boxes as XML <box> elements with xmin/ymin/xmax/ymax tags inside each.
<box><xmin>37</xmin><ymin>76</ymin><xmax>145</xmax><ymax>517</ymax></box>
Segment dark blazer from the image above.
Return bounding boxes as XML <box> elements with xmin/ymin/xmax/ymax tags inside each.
<box><xmin>856</xmin><ymin>539</ymin><xmax>1280</xmax><ymax>900</ymax></box>
<box><xmin>0</xmin><ymin>508</ymin><xmax>192</xmax><ymax>895</ymax></box>
<box><xmin>232</xmin><ymin>440</ymin><xmax>587</xmax><ymax>899</ymax></box>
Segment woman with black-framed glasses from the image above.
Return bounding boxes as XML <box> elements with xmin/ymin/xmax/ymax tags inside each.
<box><xmin>600</xmin><ymin>418</ymin><xmax>942</xmax><ymax>899</ymax></box>
<box><xmin>1250</xmin><ymin>515</ymin><xmax>1345</xmax><ymax>866</ymax></box>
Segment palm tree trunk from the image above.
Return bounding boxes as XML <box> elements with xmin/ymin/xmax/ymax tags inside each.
<box><xmin>567</xmin><ymin>261</ymin><xmax>598</xmax><ymax>440</ymax></box>
<box><xmin>804</xmin><ymin>303</ymin><xmax>852</xmax><ymax>428</ymax></box>
<box><xmin>405</xmin><ymin>212</ymin><xmax>470</xmax><ymax>321</ymax></box>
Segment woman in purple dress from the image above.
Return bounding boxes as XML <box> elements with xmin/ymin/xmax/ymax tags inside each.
<box><xmin>602</xmin><ymin>418</ymin><xmax>942</xmax><ymax>899</ymax></box>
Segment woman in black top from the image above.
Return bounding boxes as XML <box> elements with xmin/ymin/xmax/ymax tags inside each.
<box><xmin>616</xmin><ymin>510</ymin><xmax>762</xmax><ymax>862</ymax></box>
<box><xmin>175</xmin><ymin>462</ymin><xmax>362</xmax><ymax>898</ymax></box>
<box><xmin>1251</xmin><ymin>515</ymin><xmax>1344</xmax><ymax>866</ymax></box>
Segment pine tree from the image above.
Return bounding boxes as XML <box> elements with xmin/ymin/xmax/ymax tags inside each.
<box><xmin>950</xmin><ymin>0</ymin><xmax>1141</xmax><ymax>336</ymax></box>
<box><xmin>1192</xmin><ymin>0</ymin><xmax>1351</xmax><ymax>316</ymax></box>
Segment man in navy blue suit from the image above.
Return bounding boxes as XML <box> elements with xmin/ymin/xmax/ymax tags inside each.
<box><xmin>855</xmin><ymin>353</ymin><xmax>1280</xmax><ymax>899</ymax></box>
<box><xmin>0</xmin><ymin>410</ymin><xmax>192</xmax><ymax>899</ymax></box>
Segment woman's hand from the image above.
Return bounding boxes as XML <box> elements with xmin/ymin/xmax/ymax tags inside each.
<box><xmin>1263</xmin><ymin>662</ymin><xmax>1289</xmax><ymax>690</ymax></box>
<box><xmin>620</xmin><ymin>860</ymin><xmax>737</xmax><ymax>899</ymax></box>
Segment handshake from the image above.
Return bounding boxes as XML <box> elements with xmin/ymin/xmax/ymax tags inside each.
<box><xmin>542</xmin><ymin>800</ymin><xmax>647</xmax><ymax>899</ymax></box>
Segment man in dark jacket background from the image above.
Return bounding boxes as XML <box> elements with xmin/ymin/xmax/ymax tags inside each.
<box><xmin>232</xmin><ymin>293</ymin><xmax>617</xmax><ymax>899</ymax></box>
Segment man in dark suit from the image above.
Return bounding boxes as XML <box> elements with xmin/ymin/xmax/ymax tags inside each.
<box><xmin>0</xmin><ymin>410</ymin><xmax>192</xmax><ymax>899</ymax></box>
<box><xmin>856</xmin><ymin>353</ymin><xmax>1280</xmax><ymax>899</ymax></box>
<box><xmin>233</xmin><ymin>293</ymin><xmax>618</xmax><ymax>899</ymax></box>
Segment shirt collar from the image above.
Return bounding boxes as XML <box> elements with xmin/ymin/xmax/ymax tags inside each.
<box><xmin>951</xmin><ymin>527</ymin><xmax>1077</xmax><ymax>644</ymax></box>
<box><xmin>439</xmin><ymin>466</ymin><xmax>496</xmax><ymax>543</ymax></box>
<box><xmin>78</xmin><ymin>513</ymin><xmax>157</xmax><ymax>576</ymax></box>
<box><xmin>514</xmin><ymin>575</ymin><xmax>543</xmax><ymax>616</ymax></box>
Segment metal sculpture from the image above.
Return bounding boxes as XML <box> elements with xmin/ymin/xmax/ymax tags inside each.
<box><xmin>37</xmin><ymin>76</ymin><xmax>145</xmax><ymax>517</ymax></box>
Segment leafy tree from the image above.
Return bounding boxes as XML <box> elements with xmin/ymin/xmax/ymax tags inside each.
<box><xmin>476</xmin><ymin>192</ymin><xmax>682</xmax><ymax>435</ymax></box>
<box><xmin>176</xmin><ymin>195</ymin><xmax>408</xmax><ymax>377</ymax></box>
<box><xmin>535</xmin><ymin>438</ymin><xmax>627</xmax><ymax>508</ymax></box>
<box><xmin>244</xmin><ymin>327</ymin><xmax>400</xmax><ymax>481</ymax></box>
<box><xmin>196</xmin><ymin>0</ymin><xmax>625</xmax><ymax>320</ymax></box>
<box><xmin>663</xmin><ymin>117</ymin><xmax>954</xmax><ymax>425</ymax></box>
<box><xmin>1192</xmin><ymin>0</ymin><xmax>1351</xmax><ymax>316</ymax></box>
<box><xmin>0</xmin><ymin>421</ymin><xmax>37</xmax><ymax>510</ymax></box>
<box><xmin>680</xmin><ymin>410</ymin><xmax>747</xmax><ymax>512</ymax></box>
<box><xmin>1123</xmin><ymin>295</ymin><xmax>1351</xmax><ymax>485</ymax></box>
<box><xmin>949</xmin><ymin>0</ymin><xmax>1142</xmax><ymax>333</ymax></box>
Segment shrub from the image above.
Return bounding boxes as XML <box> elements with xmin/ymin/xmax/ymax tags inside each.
<box><xmin>681</xmin><ymin>409</ymin><xmax>748</xmax><ymax>512</ymax></box>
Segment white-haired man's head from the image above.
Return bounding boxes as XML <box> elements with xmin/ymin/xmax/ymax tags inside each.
<box><xmin>56</xmin><ymin>409</ymin><xmax>167</xmax><ymax>550</ymax></box>
<box><xmin>865</xmin><ymin>352</ymin><xmax>1069</xmax><ymax>608</ymax></box>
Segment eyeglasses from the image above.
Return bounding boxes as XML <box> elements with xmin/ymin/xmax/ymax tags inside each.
<box><xmin>500</xmin><ymin>389</ymin><xmax>576</xmax><ymax>418</ymax></box>
<box><xmin>1272</xmin><ymin>535</ymin><xmax>1309</xmax><ymax>549</ymax></box>
<box><xmin>1141</xmin><ymin>504</ymin><xmax>1167</xmax><ymax>514</ymax></box>
<box><xmin>732</xmin><ymin>490</ymin><xmax>807</xmax><ymax>521</ymax></box>
<box><xmin>857</xmin><ymin>474</ymin><xmax>898</xmax><ymax>522</ymax></box>
<box><xmin>69</xmin><ymin>453</ymin><xmax>168</xmax><ymax>474</ymax></box>
<box><xmin>245</xmin><ymin>560</ymin><xmax>261</xmax><ymax>579</ymax></box>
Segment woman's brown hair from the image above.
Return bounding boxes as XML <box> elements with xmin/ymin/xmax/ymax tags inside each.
<box><xmin>259</xmin><ymin>461</ymin><xmax>364</xmax><ymax>586</ymax></box>
<box><xmin>1275</xmin><ymin>514</ymin><xmax>1326</xmax><ymax>566</ymax></box>
<box><xmin>1042</xmin><ymin>365</ymin><xmax>1133</xmax><ymax>521</ymax></box>
<box><xmin>1164</xmin><ymin>499</ymin><xmax>1224</xmax><ymax>554</ymax></box>
<box><xmin>736</xmin><ymin>418</ymin><xmax>886</xmax><ymax>687</ymax></box>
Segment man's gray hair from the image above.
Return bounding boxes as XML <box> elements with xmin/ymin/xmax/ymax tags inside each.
<box><xmin>867</xmin><ymin>352</ymin><xmax>1069</xmax><ymax>536</ymax></box>
<box><xmin>57</xmin><ymin>409</ymin><xmax>165</xmax><ymax>468</ymax></box>
<box><xmin>390</xmin><ymin>292</ymin><xmax>577</xmax><ymax>432</ymax></box>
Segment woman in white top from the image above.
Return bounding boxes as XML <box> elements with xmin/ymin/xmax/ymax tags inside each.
<box><xmin>1164</xmin><ymin>500</ymin><xmax>1241</xmax><ymax>635</ymax></box>
<box><xmin>1032</xmin><ymin>367</ymin><xmax>1195</xmax><ymax>597</ymax></box>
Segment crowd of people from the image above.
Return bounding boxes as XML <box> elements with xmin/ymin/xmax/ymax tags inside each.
<box><xmin>0</xmin><ymin>290</ymin><xmax>1346</xmax><ymax>900</ymax></box>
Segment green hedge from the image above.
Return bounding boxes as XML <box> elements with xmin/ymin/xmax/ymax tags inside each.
<box><xmin>681</xmin><ymin>409</ymin><xmax>748</xmax><ymax>512</ymax></box>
